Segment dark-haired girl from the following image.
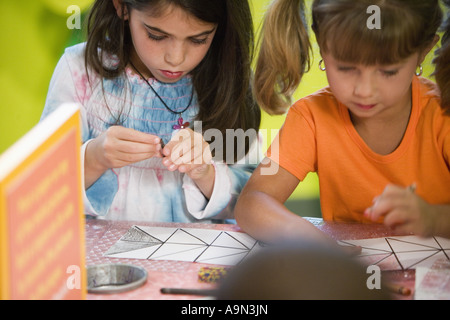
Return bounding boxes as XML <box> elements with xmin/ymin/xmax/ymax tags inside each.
<box><xmin>42</xmin><ymin>0</ymin><xmax>261</xmax><ymax>222</ymax></box>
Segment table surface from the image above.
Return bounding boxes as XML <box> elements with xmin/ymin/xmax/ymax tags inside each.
<box><xmin>84</xmin><ymin>219</ymin><xmax>414</xmax><ymax>300</ymax></box>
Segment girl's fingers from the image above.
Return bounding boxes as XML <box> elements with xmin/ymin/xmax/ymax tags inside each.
<box><xmin>116</xmin><ymin>137</ymin><xmax>161</xmax><ymax>154</ymax></box>
<box><xmin>99</xmin><ymin>126</ymin><xmax>163</xmax><ymax>168</ymax></box>
<box><xmin>365</xmin><ymin>197</ymin><xmax>395</xmax><ymax>221</ymax></box>
<box><xmin>382</xmin><ymin>208</ymin><xmax>409</xmax><ymax>229</ymax></box>
<box><xmin>111</xmin><ymin>126</ymin><xmax>161</xmax><ymax>144</ymax></box>
<box><xmin>162</xmin><ymin>129</ymin><xmax>191</xmax><ymax>158</ymax></box>
<box><xmin>163</xmin><ymin>128</ymin><xmax>211</xmax><ymax>166</ymax></box>
<box><xmin>171</xmin><ymin>142</ymin><xmax>196</xmax><ymax>165</ymax></box>
<box><xmin>364</xmin><ymin>185</ymin><xmax>411</xmax><ymax>221</ymax></box>
<box><xmin>105</xmin><ymin>126</ymin><xmax>161</xmax><ymax>154</ymax></box>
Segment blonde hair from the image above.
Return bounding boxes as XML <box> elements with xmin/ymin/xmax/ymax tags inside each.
<box><xmin>434</xmin><ymin>0</ymin><xmax>450</xmax><ymax>114</ymax></box>
<box><xmin>253</xmin><ymin>0</ymin><xmax>311</xmax><ymax>115</ymax></box>
<box><xmin>255</xmin><ymin>0</ymin><xmax>444</xmax><ymax>115</ymax></box>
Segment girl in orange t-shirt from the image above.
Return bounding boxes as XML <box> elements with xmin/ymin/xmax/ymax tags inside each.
<box><xmin>235</xmin><ymin>0</ymin><xmax>450</xmax><ymax>245</ymax></box>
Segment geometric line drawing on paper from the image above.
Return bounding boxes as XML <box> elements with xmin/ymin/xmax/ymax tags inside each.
<box><xmin>149</xmin><ymin>243</ymin><xmax>208</xmax><ymax>262</ymax></box>
<box><xmin>169</xmin><ymin>228</ymin><xmax>222</xmax><ymax>246</ymax></box>
<box><xmin>120</xmin><ymin>225</ymin><xmax>164</xmax><ymax>244</ymax></box>
<box><xmin>106</xmin><ymin>244</ymin><xmax>162</xmax><ymax>260</ymax></box>
<box><xmin>210</xmin><ymin>232</ymin><xmax>255</xmax><ymax>250</ymax></box>
<box><xmin>394</xmin><ymin>250</ymin><xmax>442</xmax><ymax>270</ymax></box>
<box><xmin>196</xmin><ymin>246</ymin><xmax>251</xmax><ymax>265</ymax></box>
<box><xmin>353</xmin><ymin>252</ymin><xmax>393</xmax><ymax>267</ymax></box>
<box><xmin>339</xmin><ymin>236</ymin><xmax>450</xmax><ymax>271</ymax></box>
<box><xmin>104</xmin><ymin>226</ymin><xmax>264</xmax><ymax>266</ymax></box>
<box><xmin>387</xmin><ymin>236</ymin><xmax>442</xmax><ymax>252</ymax></box>
<box><xmin>385</xmin><ymin>236</ymin><xmax>441</xmax><ymax>271</ymax></box>
<box><xmin>104</xmin><ymin>241</ymin><xmax>161</xmax><ymax>256</ymax></box>
<box><xmin>165</xmin><ymin>228</ymin><xmax>211</xmax><ymax>246</ymax></box>
<box><xmin>129</xmin><ymin>226</ymin><xmax>177</xmax><ymax>243</ymax></box>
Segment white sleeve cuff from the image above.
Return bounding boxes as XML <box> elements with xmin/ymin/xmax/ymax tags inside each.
<box><xmin>183</xmin><ymin>161</ymin><xmax>233</xmax><ymax>220</ymax></box>
<box><xmin>80</xmin><ymin>139</ymin><xmax>98</xmax><ymax>217</ymax></box>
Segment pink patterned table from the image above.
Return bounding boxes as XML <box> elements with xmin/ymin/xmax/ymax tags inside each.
<box><xmin>85</xmin><ymin>219</ymin><xmax>241</xmax><ymax>300</ymax></box>
<box><xmin>84</xmin><ymin>219</ymin><xmax>414</xmax><ymax>300</ymax></box>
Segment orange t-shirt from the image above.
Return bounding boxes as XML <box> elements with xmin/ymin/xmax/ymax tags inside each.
<box><xmin>267</xmin><ymin>77</ymin><xmax>450</xmax><ymax>222</ymax></box>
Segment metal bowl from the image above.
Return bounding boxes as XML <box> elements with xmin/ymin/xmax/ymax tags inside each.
<box><xmin>87</xmin><ymin>264</ymin><xmax>148</xmax><ymax>294</ymax></box>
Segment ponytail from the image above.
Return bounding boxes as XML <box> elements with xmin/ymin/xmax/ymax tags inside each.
<box><xmin>253</xmin><ymin>0</ymin><xmax>311</xmax><ymax>115</ymax></box>
<box><xmin>434</xmin><ymin>0</ymin><xmax>450</xmax><ymax>114</ymax></box>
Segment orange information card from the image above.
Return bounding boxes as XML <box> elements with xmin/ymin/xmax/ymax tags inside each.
<box><xmin>0</xmin><ymin>104</ymin><xmax>86</xmax><ymax>299</ymax></box>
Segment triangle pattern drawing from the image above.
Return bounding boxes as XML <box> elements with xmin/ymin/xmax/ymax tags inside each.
<box><xmin>211</xmin><ymin>232</ymin><xmax>254</xmax><ymax>250</ymax></box>
<box><xmin>386</xmin><ymin>236</ymin><xmax>442</xmax><ymax>252</ymax></box>
<box><xmin>121</xmin><ymin>226</ymin><xmax>163</xmax><ymax>245</ymax></box>
<box><xmin>338</xmin><ymin>238</ymin><xmax>392</xmax><ymax>253</ymax></box>
<box><xmin>358</xmin><ymin>247</ymin><xmax>392</xmax><ymax>257</ymax></box>
<box><xmin>130</xmin><ymin>225</ymin><xmax>176</xmax><ymax>243</ymax></box>
<box><xmin>179</xmin><ymin>228</ymin><xmax>222</xmax><ymax>245</ymax></box>
<box><xmin>354</xmin><ymin>252</ymin><xmax>393</xmax><ymax>267</ymax></box>
<box><xmin>150</xmin><ymin>243</ymin><xmax>207</xmax><ymax>262</ymax></box>
<box><xmin>166</xmin><ymin>228</ymin><xmax>210</xmax><ymax>245</ymax></box>
<box><xmin>226</xmin><ymin>231</ymin><xmax>257</xmax><ymax>249</ymax></box>
<box><xmin>102</xmin><ymin>226</ymin><xmax>264</xmax><ymax>266</ymax></box>
<box><xmin>341</xmin><ymin>235</ymin><xmax>450</xmax><ymax>271</ymax></box>
<box><xmin>104</xmin><ymin>240</ymin><xmax>161</xmax><ymax>256</ymax></box>
<box><xmin>107</xmin><ymin>243</ymin><xmax>162</xmax><ymax>260</ymax></box>
<box><xmin>435</xmin><ymin>237</ymin><xmax>450</xmax><ymax>250</ymax></box>
<box><xmin>105</xmin><ymin>227</ymin><xmax>450</xmax><ymax>268</ymax></box>
<box><xmin>196</xmin><ymin>246</ymin><xmax>249</xmax><ymax>265</ymax></box>
<box><xmin>395</xmin><ymin>250</ymin><xmax>442</xmax><ymax>270</ymax></box>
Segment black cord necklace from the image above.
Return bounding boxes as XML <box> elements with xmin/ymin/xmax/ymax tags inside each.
<box><xmin>129</xmin><ymin>61</ymin><xmax>193</xmax><ymax>130</ymax></box>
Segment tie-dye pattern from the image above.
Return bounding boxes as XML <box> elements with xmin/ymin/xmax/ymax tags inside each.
<box><xmin>41</xmin><ymin>43</ymin><xmax>259</xmax><ymax>222</ymax></box>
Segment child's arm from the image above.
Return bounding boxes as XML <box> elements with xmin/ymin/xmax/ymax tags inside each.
<box><xmin>235</xmin><ymin>158</ymin><xmax>336</xmax><ymax>246</ymax></box>
<box><xmin>84</xmin><ymin>126</ymin><xmax>163</xmax><ymax>188</ymax></box>
<box><xmin>365</xmin><ymin>185</ymin><xmax>450</xmax><ymax>238</ymax></box>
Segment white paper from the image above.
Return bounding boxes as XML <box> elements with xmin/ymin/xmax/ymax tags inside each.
<box><xmin>104</xmin><ymin>225</ymin><xmax>264</xmax><ymax>266</ymax></box>
<box><xmin>339</xmin><ymin>235</ymin><xmax>450</xmax><ymax>271</ymax></box>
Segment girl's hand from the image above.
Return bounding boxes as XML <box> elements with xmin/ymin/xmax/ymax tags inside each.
<box><xmin>364</xmin><ymin>184</ymin><xmax>435</xmax><ymax>236</ymax></box>
<box><xmin>85</xmin><ymin>126</ymin><xmax>162</xmax><ymax>187</ymax></box>
<box><xmin>162</xmin><ymin>128</ymin><xmax>215</xmax><ymax>198</ymax></box>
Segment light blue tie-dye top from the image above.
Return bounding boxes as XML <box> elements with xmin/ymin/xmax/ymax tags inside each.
<box><xmin>41</xmin><ymin>43</ymin><xmax>260</xmax><ymax>223</ymax></box>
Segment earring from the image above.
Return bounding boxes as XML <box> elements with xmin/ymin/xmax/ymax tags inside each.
<box><xmin>415</xmin><ymin>65</ymin><xmax>423</xmax><ymax>77</ymax></box>
<box><xmin>319</xmin><ymin>59</ymin><xmax>326</xmax><ymax>71</ymax></box>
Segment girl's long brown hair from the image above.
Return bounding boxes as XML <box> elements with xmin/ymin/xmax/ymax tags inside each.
<box><xmin>255</xmin><ymin>0</ymin><xmax>444</xmax><ymax>115</ymax></box>
<box><xmin>85</xmin><ymin>0</ymin><xmax>260</xmax><ymax>162</ymax></box>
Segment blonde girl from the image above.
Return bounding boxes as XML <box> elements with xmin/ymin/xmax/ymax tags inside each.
<box><xmin>236</xmin><ymin>0</ymin><xmax>450</xmax><ymax>244</ymax></box>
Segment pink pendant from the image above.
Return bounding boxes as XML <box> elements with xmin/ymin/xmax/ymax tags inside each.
<box><xmin>172</xmin><ymin>117</ymin><xmax>190</xmax><ymax>130</ymax></box>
